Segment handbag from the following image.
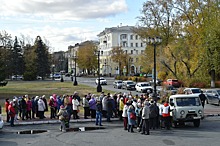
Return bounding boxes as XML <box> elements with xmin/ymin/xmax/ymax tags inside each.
<box><xmin>130</xmin><ymin>112</ymin><xmax>136</xmax><ymax>120</ymax></box>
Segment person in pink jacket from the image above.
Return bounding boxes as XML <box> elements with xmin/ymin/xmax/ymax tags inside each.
<box><xmin>26</xmin><ymin>97</ymin><xmax>32</xmax><ymax>120</ymax></box>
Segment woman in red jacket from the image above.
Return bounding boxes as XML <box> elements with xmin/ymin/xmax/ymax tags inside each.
<box><xmin>5</xmin><ymin>98</ymin><xmax>10</xmax><ymax>122</ymax></box>
<box><xmin>8</xmin><ymin>101</ymin><xmax>16</xmax><ymax>127</ymax></box>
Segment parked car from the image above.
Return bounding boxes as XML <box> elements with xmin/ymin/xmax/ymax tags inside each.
<box><xmin>122</xmin><ymin>80</ymin><xmax>136</xmax><ymax>90</ymax></box>
<box><xmin>96</xmin><ymin>77</ymin><xmax>107</xmax><ymax>85</ymax></box>
<box><xmin>113</xmin><ymin>80</ymin><xmax>123</xmax><ymax>89</ymax></box>
<box><xmin>37</xmin><ymin>76</ymin><xmax>42</xmax><ymax>80</ymax></box>
<box><xmin>169</xmin><ymin>94</ymin><xmax>204</xmax><ymax>128</ymax></box>
<box><xmin>0</xmin><ymin>105</ymin><xmax>4</xmax><ymax>130</ymax></box>
<box><xmin>159</xmin><ymin>85</ymin><xmax>177</xmax><ymax>96</ymax></box>
<box><xmin>184</xmin><ymin>88</ymin><xmax>201</xmax><ymax>95</ymax></box>
<box><xmin>11</xmin><ymin>75</ymin><xmax>23</xmax><ymax>80</ymax></box>
<box><xmin>163</xmin><ymin>79</ymin><xmax>181</xmax><ymax>88</ymax></box>
<box><xmin>204</xmin><ymin>89</ymin><xmax>220</xmax><ymax>105</ymax></box>
<box><xmin>135</xmin><ymin>82</ymin><xmax>153</xmax><ymax>93</ymax></box>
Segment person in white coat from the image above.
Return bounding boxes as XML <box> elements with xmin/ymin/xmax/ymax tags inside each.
<box><xmin>38</xmin><ymin>97</ymin><xmax>46</xmax><ymax>119</ymax></box>
<box><xmin>141</xmin><ymin>100</ymin><xmax>150</xmax><ymax>135</ymax></box>
<box><xmin>72</xmin><ymin>96</ymin><xmax>79</xmax><ymax>119</ymax></box>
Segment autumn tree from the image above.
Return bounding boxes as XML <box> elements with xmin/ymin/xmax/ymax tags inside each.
<box><xmin>77</xmin><ymin>41</ymin><xmax>98</xmax><ymax>74</ymax></box>
<box><xmin>110</xmin><ymin>46</ymin><xmax>128</xmax><ymax>76</ymax></box>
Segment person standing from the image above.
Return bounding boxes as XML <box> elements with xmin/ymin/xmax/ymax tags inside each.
<box><xmin>57</xmin><ymin>105</ymin><xmax>69</xmax><ymax>132</ymax></box>
<box><xmin>72</xmin><ymin>96</ymin><xmax>79</xmax><ymax>119</ymax></box>
<box><xmin>8</xmin><ymin>101</ymin><xmax>15</xmax><ymax>127</ymax></box>
<box><xmin>21</xmin><ymin>96</ymin><xmax>27</xmax><ymax>120</ymax></box>
<box><xmin>95</xmin><ymin>99</ymin><xmax>103</xmax><ymax>126</ymax></box>
<box><xmin>38</xmin><ymin>97</ymin><xmax>46</xmax><ymax>119</ymax></box>
<box><xmin>49</xmin><ymin>96</ymin><xmax>56</xmax><ymax>119</ymax></box>
<box><xmin>26</xmin><ymin>97</ymin><xmax>32</xmax><ymax>120</ymax></box>
<box><xmin>127</xmin><ymin>102</ymin><xmax>136</xmax><ymax>133</ymax></box>
<box><xmin>149</xmin><ymin>100</ymin><xmax>158</xmax><ymax>130</ymax></box>
<box><xmin>141</xmin><ymin>101</ymin><xmax>150</xmax><ymax>135</ymax></box>
<box><xmin>106</xmin><ymin>96</ymin><xmax>113</xmax><ymax>122</ymax></box>
<box><xmin>5</xmin><ymin>98</ymin><xmax>10</xmax><ymax>123</ymax></box>
<box><xmin>31</xmin><ymin>97</ymin><xmax>36</xmax><ymax>119</ymax></box>
<box><xmin>42</xmin><ymin>95</ymin><xmax>48</xmax><ymax>118</ymax></box>
<box><xmin>118</xmin><ymin>97</ymin><xmax>124</xmax><ymax>121</ymax></box>
<box><xmin>162</xmin><ymin>101</ymin><xmax>171</xmax><ymax>130</ymax></box>
<box><xmin>82</xmin><ymin>95</ymin><xmax>90</xmax><ymax>119</ymax></box>
<box><xmin>199</xmin><ymin>91</ymin><xmax>206</xmax><ymax>108</ymax></box>
<box><xmin>89</xmin><ymin>95</ymin><xmax>97</xmax><ymax>118</ymax></box>
<box><xmin>122</xmin><ymin>101</ymin><xmax>129</xmax><ymax>130</ymax></box>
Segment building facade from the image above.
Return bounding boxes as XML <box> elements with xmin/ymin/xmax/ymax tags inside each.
<box><xmin>97</xmin><ymin>25</ymin><xmax>146</xmax><ymax>76</ymax></box>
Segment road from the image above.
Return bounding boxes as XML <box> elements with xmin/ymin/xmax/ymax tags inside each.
<box><xmin>1</xmin><ymin>117</ymin><xmax>220</xmax><ymax>146</ymax></box>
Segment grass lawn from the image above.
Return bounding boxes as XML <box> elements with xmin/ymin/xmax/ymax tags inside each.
<box><xmin>0</xmin><ymin>80</ymin><xmax>114</xmax><ymax>107</ymax></box>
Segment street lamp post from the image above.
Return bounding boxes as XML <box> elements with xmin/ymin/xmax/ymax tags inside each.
<box><xmin>73</xmin><ymin>54</ymin><xmax>78</xmax><ymax>86</ymax></box>
<box><xmin>147</xmin><ymin>37</ymin><xmax>162</xmax><ymax>100</ymax></box>
<box><xmin>95</xmin><ymin>50</ymin><xmax>102</xmax><ymax>92</ymax></box>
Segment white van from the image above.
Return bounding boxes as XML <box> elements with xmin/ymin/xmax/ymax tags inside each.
<box><xmin>169</xmin><ymin>94</ymin><xmax>204</xmax><ymax>127</ymax></box>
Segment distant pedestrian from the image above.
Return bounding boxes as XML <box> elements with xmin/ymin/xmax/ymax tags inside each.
<box><xmin>26</xmin><ymin>97</ymin><xmax>32</xmax><ymax>120</ymax></box>
<box><xmin>21</xmin><ymin>96</ymin><xmax>27</xmax><ymax>120</ymax></box>
<box><xmin>38</xmin><ymin>97</ymin><xmax>46</xmax><ymax>119</ymax></box>
<box><xmin>122</xmin><ymin>101</ymin><xmax>129</xmax><ymax>130</ymax></box>
<box><xmin>49</xmin><ymin>96</ymin><xmax>56</xmax><ymax>119</ymax></box>
<box><xmin>199</xmin><ymin>91</ymin><xmax>206</xmax><ymax>108</ymax></box>
<box><xmin>162</xmin><ymin>101</ymin><xmax>171</xmax><ymax>130</ymax></box>
<box><xmin>72</xmin><ymin>96</ymin><xmax>79</xmax><ymax>119</ymax></box>
<box><xmin>127</xmin><ymin>102</ymin><xmax>136</xmax><ymax>133</ymax></box>
<box><xmin>89</xmin><ymin>95</ymin><xmax>97</xmax><ymax>118</ymax></box>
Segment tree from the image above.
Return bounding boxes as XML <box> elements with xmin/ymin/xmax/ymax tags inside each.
<box><xmin>33</xmin><ymin>36</ymin><xmax>50</xmax><ymax>80</ymax></box>
<box><xmin>137</xmin><ymin>0</ymin><xmax>220</xmax><ymax>84</ymax></box>
<box><xmin>77</xmin><ymin>41</ymin><xmax>98</xmax><ymax>74</ymax></box>
<box><xmin>110</xmin><ymin>46</ymin><xmax>128</xmax><ymax>76</ymax></box>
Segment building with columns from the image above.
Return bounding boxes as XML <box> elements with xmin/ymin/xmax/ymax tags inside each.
<box><xmin>97</xmin><ymin>25</ymin><xmax>146</xmax><ymax>76</ymax></box>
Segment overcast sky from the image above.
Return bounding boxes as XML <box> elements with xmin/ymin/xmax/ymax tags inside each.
<box><xmin>1</xmin><ymin>0</ymin><xmax>145</xmax><ymax>52</ymax></box>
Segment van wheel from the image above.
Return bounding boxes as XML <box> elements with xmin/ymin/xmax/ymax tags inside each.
<box><xmin>172</xmin><ymin>121</ymin><xmax>178</xmax><ymax>128</ymax></box>
<box><xmin>193</xmin><ymin>119</ymin><xmax>200</xmax><ymax>127</ymax></box>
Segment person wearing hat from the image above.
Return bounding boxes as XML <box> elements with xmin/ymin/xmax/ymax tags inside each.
<box><xmin>57</xmin><ymin>105</ymin><xmax>69</xmax><ymax>132</ymax></box>
<box><xmin>95</xmin><ymin>99</ymin><xmax>103</xmax><ymax>126</ymax></box>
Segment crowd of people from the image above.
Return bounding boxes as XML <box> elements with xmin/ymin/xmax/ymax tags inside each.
<box><xmin>4</xmin><ymin>91</ymin><xmax>172</xmax><ymax>134</ymax></box>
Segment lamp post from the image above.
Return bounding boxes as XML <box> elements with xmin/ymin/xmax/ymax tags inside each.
<box><xmin>95</xmin><ymin>50</ymin><xmax>102</xmax><ymax>92</ymax></box>
<box><xmin>73</xmin><ymin>53</ymin><xmax>78</xmax><ymax>86</ymax></box>
<box><xmin>147</xmin><ymin>37</ymin><xmax>162</xmax><ymax>100</ymax></box>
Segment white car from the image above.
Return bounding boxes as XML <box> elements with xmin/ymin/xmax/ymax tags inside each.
<box><xmin>12</xmin><ymin>75</ymin><xmax>23</xmax><ymax>80</ymax></box>
<box><xmin>135</xmin><ymin>82</ymin><xmax>153</xmax><ymax>93</ymax></box>
<box><xmin>96</xmin><ymin>77</ymin><xmax>107</xmax><ymax>85</ymax></box>
<box><xmin>184</xmin><ymin>88</ymin><xmax>201</xmax><ymax>95</ymax></box>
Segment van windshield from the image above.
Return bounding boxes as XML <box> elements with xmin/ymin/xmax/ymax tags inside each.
<box><xmin>176</xmin><ymin>97</ymin><xmax>201</xmax><ymax>106</ymax></box>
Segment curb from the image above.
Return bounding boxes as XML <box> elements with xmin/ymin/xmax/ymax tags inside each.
<box><xmin>3</xmin><ymin>118</ymin><xmax>118</xmax><ymax>126</ymax></box>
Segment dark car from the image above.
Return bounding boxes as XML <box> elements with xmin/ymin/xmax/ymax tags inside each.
<box><xmin>122</xmin><ymin>80</ymin><xmax>136</xmax><ymax>90</ymax></box>
<box><xmin>204</xmin><ymin>89</ymin><xmax>220</xmax><ymax>105</ymax></box>
<box><xmin>113</xmin><ymin>80</ymin><xmax>123</xmax><ymax>89</ymax></box>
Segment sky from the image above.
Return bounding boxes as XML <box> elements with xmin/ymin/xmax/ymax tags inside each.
<box><xmin>0</xmin><ymin>0</ymin><xmax>146</xmax><ymax>52</ymax></box>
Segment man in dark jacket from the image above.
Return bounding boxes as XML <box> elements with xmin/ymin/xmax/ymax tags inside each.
<box><xmin>21</xmin><ymin>96</ymin><xmax>27</xmax><ymax>120</ymax></box>
<box><xmin>149</xmin><ymin>100</ymin><xmax>158</xmax><ymax>130</ymax></box>
<box><xmin>199</xmin><ymin>91</ymin><xmax>206</xmax><ymax>108</ymax></box>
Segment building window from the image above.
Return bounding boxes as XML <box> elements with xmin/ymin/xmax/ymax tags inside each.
<box><xmin>135</xmin><ymin>35</ymin><xmax>138</xmax><ymax>40</ymax></box>
<box><xmin>131</xmin><ymin>43</ymin><xmax>133</xmax><ymax>47</ymax></box>
<box><xmin>130</xmin><ymin>35</ymin><xmax>133</xmax><ymax>40</ymax></box>
<box><xmin>121</xmin><ymin>34</ymin><xmax>127</xmax><ymax>40</ymax></box>
<box><xmin>136</xmin><ymin>43</ymin><xmax>138</xmax><ymax>47</ymax></box>
<box><xmin>122</xmin><ymin>41</ymin><xmax>127</xmax><ymax>47</ymax></box>
<box><xmin>131</xmin><ymin>58</ymin><xmax>133</xmax><ymax>63</ymax></box>
<box><xmin>136</xmin><ymin>50</ymin><xmax>138</xmax><ymax>54</ymax></box>
<box><xmin>141</xmin><ymin>50</ymin><xmax>144</xmax><ymax>54</ymax></box>
<box><xmin>141</xmin><ymin>43</ymin><xmax>143</xmax><ymax>47</ymax></box>
<box><xmin>131</xmin><ymin>50</ymin><xmax>133</xmax><ymax>54</ymax></box>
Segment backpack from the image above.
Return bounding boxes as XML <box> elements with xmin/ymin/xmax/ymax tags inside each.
<box><xmin>62</xmin><ymin>110</ymin><xmax>69</xmax><ymax>120</ymax></box>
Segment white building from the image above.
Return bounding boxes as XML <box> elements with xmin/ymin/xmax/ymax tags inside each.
<box><xmin>97</xmin><ymin>25</ymin><xmax>146</xmax><ymax>76</ymax></box>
